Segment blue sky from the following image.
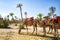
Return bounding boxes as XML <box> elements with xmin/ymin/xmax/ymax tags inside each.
<box><xmin>0</xmin><ymin>0</ymin><xmax>60</xmax><ymax>19</ymax></box>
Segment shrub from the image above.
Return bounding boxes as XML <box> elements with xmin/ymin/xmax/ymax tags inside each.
<box><xmin>0</xmin><ymin>19</ymin><xmax>9</xmax><ymax>28</ymax></box>
<box><xmin>15</xmin><ymin>23</ymin><xmax>17</xmax><ymax>26</ymax></box>
<box><xmin>0</xmin><ymin>24</ymin><xmax>4</xmax><ymax>28</ymax></box>
<box><xmin>3</xmin><ymin>20</ymin><xmax>9</xmax><ymax>28</ymax></box>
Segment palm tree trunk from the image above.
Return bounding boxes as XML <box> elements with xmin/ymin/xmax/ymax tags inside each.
<box><xmin>12</xmin><ymin>16</ymin><xmax>14</xmax><ymax>20</ymax></box>
<box><xmin>25</xmin><ymin>15</ymin><xmax>27</xmax><ymax>18</ymax></box>
<box><xmin>20</xmin><ymin>7</ymin><xmax>23</xmax><ymax>22</ymax></box>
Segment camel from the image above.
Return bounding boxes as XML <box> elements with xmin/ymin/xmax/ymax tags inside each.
<box><xmin>18</xmin><ymin>17</ymin><xmax>34</xmax><ymax>34</ymax></box>
<box><xmin>18</xmin><ymin>16</ymin><xmax>59</xmax><ymax>37</ymax></box>
<box><xmin>38</xmin><ymin>17</ymin><xmax>59</xmax><ymax>37</ymax></box>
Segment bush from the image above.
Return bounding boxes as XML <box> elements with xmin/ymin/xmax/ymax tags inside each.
<box><xmin>0</xmin><ymin>24</ymin><xmax>4</xmax><ymax>28</ymax></box>
<box><xmin>15</xmin><ymin>23</ymin><xmax>17</xmax><ymax>26</ymax></box>
<box><xmin>3</xmin><ymin>20</ymin><xmax>9</xmax><ymax>28</ymax></box>
<box><xmin>0</xmin><ymin>20</ymin><xmax>9</xmax><ymax>28</ymax></box>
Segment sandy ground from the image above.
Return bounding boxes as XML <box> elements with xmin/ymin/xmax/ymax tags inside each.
<box><xmin>0</xmin><ymin>24</ymin><xmax>60</xmax><ymax>40</ymax></box>
<box><xmin>0</xmin><ymin>30</ymin><xmax>52</xmax><ymax>40</ymax></box>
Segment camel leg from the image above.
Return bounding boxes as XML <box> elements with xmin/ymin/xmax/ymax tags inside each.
<box><xmin>54</xmin><ymin>24</ymin><xmax>59</xmax><ymax>37</ymax></box>
<box><xmin>48</xmin><ymin>27</ymin><xmax>51</xmax><ymax>33</ymax></box>
<box><xmin>54</xmin><ymin>28</ymin><xmax>56</xmax><ymax>37</ymax></box>
<box><xmin>56</xmin><ymin>24</ymin><xmax>58</xmax><ymax>33</ymax></box>
<box><xmin>57</xmin><ymin>29</ymin><xmax>58</xmax><ymax>33</ymax></box>
<box><xmin>18</xmin><ymin>29</ymin><xmax>21</xmax><ymax>34</ymax></box>
<box><xmin>36</xmin><ymin>27</ymin><xmax>37</xmax><ymax>35</ymax></box>
<box><xmin>43</xmin><ymin>26</ymin><xmax>46</xmax><ymax>36</ymax></box>
<box><xmin>48</xmin><ymin>25</ymin><xmax>53</xmax><ymax>33</ymax></box>
<box><xmin>53</xmin><ymin>24</ymin><xmax>57</xmax><ymax>37</ymax></box>
<box><xmin>26</xmin><ymin>25</ymin><xmax>28</xmax><ymax>34</ymax></box>
<box><xmin>32</xmin><ymin>26</ymin><xmax>35</xmax><ymax>34</ymax></box>
<box><xmin>50</xmin><ymin>26</ymin><xmax>53</xmax><ymax>33</ymax></box>
<box><xmin>18</xmin><ymin>26</ymin><xmax>21</xmax><ymax>34</ymax></box>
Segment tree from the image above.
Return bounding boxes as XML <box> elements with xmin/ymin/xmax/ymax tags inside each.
<box><xmin>47</xmin><ymin>13</ymin><xmax>51</xmax><ymax>18</ymax></box>
<box><xmin>53</xmin><ymin>14</ymin><xmax>57</xmax><ymax>18</ymax></box>
<box><xmin>49</xmin><ymin>7</ymin><xmax>56</xmax><ymax>17</ymax></box>
<box><xmin>17</xmin><ymin>4</ymin><xmax>24</xmax><ymax>34</ymax></box>
<box><xmin>17</xmin><ymin>4</ymin><xmax>23</xmax><ymax>22</ymax></box>
<box><xmin>15</xmin><ymin>16</ymin><xmax>18</xmax><ymax>20</ymax></box>
<box><xmin>7</xmin><ymin>15</ymin><xmax>9</xmax><ymax>21</ymax></box>
<box><xmin>24</xmin><ymin>12</ymin><xmax>27</xmax><ymax>18</ymax></box>
<box><xmin>37</xmin><ymin>13</ymin><xmax>42</xmax><ymax>21</ymax></box>
<box><xmin>48</xmin><ymin>13</ymin><xmax>51</xmax><ymax>17</ymax></box>
<box><xmin>10</xmin><ymin>13</ymin><xmax>14</xmax><ymax>20</ymax></box>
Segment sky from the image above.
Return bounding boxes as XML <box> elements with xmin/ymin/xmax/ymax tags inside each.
<box><xmin>0</xmin><ymin>0</ymin><xmax>60</xmax><ymax>19</ymax></box>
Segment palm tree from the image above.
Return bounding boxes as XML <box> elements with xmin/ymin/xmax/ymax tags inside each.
<box><xmin>53</xmin><ymin>14</ymin><xmax>57</xmax><ymax>18</ymax></box>
<box><xmin>38</xmin><ymin>13</ymin><xmax>42</xmax><ymax>21</ymax></box>
<box><xmin>49</xmin><ymin>7</ymin><xmax>56</xmax><ymax>17</ymax></box>
<box><xmin>10</xmin><ymin>13</ymin><xmax>14</xmax><ymax>20</ymax></box>
<box><xmin>25</xmin><ymin>12</ymin><xmax>27</xmax><ymax>18</ymax></box>
<box><xmin>7</xmin><ymin>15</ymin><xmax>9</xmax><ymax>21</ymax></box>
<box><xmin>17</xmin><ymin>4</ymin><xmax>23</xmax><ymax>22</ymax></box>
<box><xmin>17</xmin><ymin>4</ymin><xmax>23</xmax><ymax>34</ymax></box>
<box><xmin>48</xmin><ymin>13</ymin><xmax>51</xmax><ymax>16</ymax></box>
<box><xmin>47</xmin><ymin>13</ymin><xmax>51</xmax><ymax>18</ymax></box>
<box><xmin>15</xmin><ymin>16</ymin><xmax>18</xmax><ymax>19</ymax></box>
